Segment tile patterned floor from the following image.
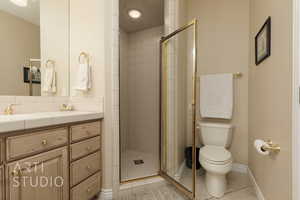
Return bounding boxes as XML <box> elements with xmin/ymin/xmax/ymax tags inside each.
<box><xmin>116</xmin><ymin>171</ymin><xmax>258</xmax><ymax>200</ymax></box>
<box><xmin>180</xmin><ymin>168</ymin><xmax>254</xmax><ymax>199</ymax></box>
<box><xmin>117</xmin><ymin>181</ymin><xmax>189</xmax><ymax>200</ymax></box>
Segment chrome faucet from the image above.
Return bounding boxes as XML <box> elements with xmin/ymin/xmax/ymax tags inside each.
<box><xmin>4</xmin><ymin>104</ymin><xmax>17</xmax><ymax>115</ymax></box>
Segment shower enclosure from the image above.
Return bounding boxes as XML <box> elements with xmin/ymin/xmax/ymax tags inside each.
<box><xmin>119</xmin><ymin>0</ymin><xmax>164</xmax><ymax>183</ymax></box>
<box><xmin>118</xmin><ymin>1</ymin><xmax>198</xmax><ymax>198</ymax></box>
<box><xmin>119</xmin><ymin>16</ymin><xmax>198</xmax><ymax>199</ymax></box>
<box><xmin>160</xmin><ymin>20</ymin><xmax>198</xmax><ymax>199</ymax></box>
<box><xmin>119</xmin><ymin>27</ymin><xmax>163</xmax><ymax>183</ymax></box>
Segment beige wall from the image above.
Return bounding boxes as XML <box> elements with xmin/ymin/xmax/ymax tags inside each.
<box><xmin>0</xmin><ymin>11</ymin><xmax>40</xmax><ymax>96</ymax></box>
<box><xmin>249</xmin><ymin>0</ymin><xmax>293</xmax><ymax>199</ymax></box>
<box><xmin>187</xmin><ymin>0</ymin><xmax>250</xmax><ymax>165</ymax></box>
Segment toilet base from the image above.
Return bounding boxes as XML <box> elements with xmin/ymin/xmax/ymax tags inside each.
<box><xmin>205</xmin><ymin>172</ymin><xmax>227</xmax><ymax>198</ymax></box>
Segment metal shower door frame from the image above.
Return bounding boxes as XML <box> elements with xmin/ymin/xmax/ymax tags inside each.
<box><xmin>159</xmin><ymin>19</ymin><xmax>198</xmax><ymax>200</ymax></box>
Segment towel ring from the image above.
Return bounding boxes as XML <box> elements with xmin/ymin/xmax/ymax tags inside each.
<box><xmin>79</xmin><ymin>52</ymin><xmax>89</xmax><ymax>65</ymax></box>
<box><xmin>45</xmin><ymin>60</ymin><xmax>55</xmax><ymax>68</ymax></box>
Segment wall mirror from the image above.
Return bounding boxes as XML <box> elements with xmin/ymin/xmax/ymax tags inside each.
<box><xmin>0</xmin><ymin>0</ymin><xmax>69</xmax><ymax>96</ymax></box>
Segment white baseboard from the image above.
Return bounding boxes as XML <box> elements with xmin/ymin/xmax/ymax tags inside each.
<box><xmin>232</xmin><ymin>163</ymin><xmax>248</xmax><ymax>174</ymax></box>
<box><xmin>248</xmin><ymin>168</ymin><xmax>265</xmax><ymax>200</ymax></box>
<box><xmin>174</xmin><ymin>160</ymin><xmax>186</xmax><ymax>181</ymax></box>
<box><xmin>98</xmin><ymin>189</ymin><xmax>113</xmax><ymax>200</ymax></box>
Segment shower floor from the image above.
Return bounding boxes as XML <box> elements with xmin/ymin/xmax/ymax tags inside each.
<box><xmin>121</xmin><ymin>150</ymin><xmax>159</xmax><ymax>181</ymax></box>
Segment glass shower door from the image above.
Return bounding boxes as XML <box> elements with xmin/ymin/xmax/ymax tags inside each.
<box><xmin>160</xmin><ymin>19</ymin><xmax>198</xmax><ymax>199</ymax></box>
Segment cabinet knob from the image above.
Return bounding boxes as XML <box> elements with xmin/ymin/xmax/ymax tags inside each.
<box><xmin>86</xmin><ymin>188</ymin><xmax>91</xmax><ymax>193</ymax></box>
<box><xmin>86</xmin><ymin>147</ymin><xmax>91</xmax><ymax>151</ymax></box>
<box><xmin>86</xmin><ymin>165</ymin><xmax>91</xmax><ymax>171</ymax></box>
<box><xmin>42</xmin><ymin>140</ymin><xmax>47</xmax><ymax>145</ymax></box>
<box><xmin>11</xmin><ymin>170</ymin><xmax>19</xmax><ymax>176</ymax></box>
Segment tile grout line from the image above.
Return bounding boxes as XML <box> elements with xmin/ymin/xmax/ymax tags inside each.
<box><xmin>201</xmin><ymin>186</ymin><xmax>254</xmax><ymax>200</ymax></box>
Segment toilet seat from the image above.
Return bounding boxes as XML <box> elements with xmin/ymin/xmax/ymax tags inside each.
<box><xmin>200</xmin><ymin>146</ymin><xmax>232</xmax><ymax>165</ymax></box>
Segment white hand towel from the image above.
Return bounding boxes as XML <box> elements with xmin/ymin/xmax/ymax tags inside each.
<box><xmin>51</xmin><ymin>71</ymin><xmax>56</xmax><ymax>93</ymax></box>
<box><xmin>75</xmin><ymin>63</ymin><xmax>92</xmax><ymax>91</ymax></box>
<box><xmin>42</xmin><ymin>67</ymin><xmax>56</xmax><ymax>93</ymax></box>
<box><xmin>200</xmin><ymin>73</ymin><xmax>233</xmax><ymax>119</ymax></box>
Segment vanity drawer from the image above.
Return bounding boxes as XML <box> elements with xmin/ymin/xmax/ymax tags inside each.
<box><xmin>70</xmin><ymin>151</ymin><xmax>101</xmax><ymax>186</ymax></box>
<box><xmin>70</xmin><ymin>122</ymin><xmax>101</xmax><ymax>143</ymax></box>
<box><xmin>71</xmin><ymin>136</ymin><xmax>101</xmax><ymax>161</ymax></box>
<box><xmin>71</xmin><ymin>172</ymin><xmax>101</xmax><ymax>200</ymax></box>
<box><xmin>6</xmin><ymin>128</ymin><xmax>68</xmax><ymax>161</ymax></box>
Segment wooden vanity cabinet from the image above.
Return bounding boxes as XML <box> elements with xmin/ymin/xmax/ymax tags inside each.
<box><xmin>0</xmin><ymin>119</ymin><xmax>102</xmax><ymax>200</ymax></box>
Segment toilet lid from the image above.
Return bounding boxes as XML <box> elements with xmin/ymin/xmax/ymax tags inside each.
<box><xmin>200</xmin><ymin>146</ymin><xmax>232</xmax><ymax>164</ymax></box>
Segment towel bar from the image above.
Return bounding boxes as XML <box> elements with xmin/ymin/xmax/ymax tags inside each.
<box><xmin>79</xmin><ymin>52</ymin><xmax>90</xmax><ymax>65</ymax></box>
<box><xmin>196</xmin><ymin>72</ymin><xmax>243</xmax><ymax>80</ymax></box>
<box><xmin>45</xmin><ymin>60</ymin><xmax>55</xmax><ymax>68</ymax></box>
<box><xmin>233</xmin><ymin>72</ymin><xmax>242</xmax><ymax>78</ymax></box>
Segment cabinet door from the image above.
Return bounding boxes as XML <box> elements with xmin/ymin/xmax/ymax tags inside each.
<box><xmin>6</xmin><ymin>147</ymin><xmax>69</xmax><ymax>200</ymax></box>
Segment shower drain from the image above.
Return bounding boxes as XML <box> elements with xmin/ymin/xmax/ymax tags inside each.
<box><xmin>134</xmin><ymin>160</ymin><xmax>144</xmax><ymax>165</ymax></box>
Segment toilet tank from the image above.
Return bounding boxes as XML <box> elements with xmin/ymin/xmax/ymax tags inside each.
<box><xmin>199</xmin><ymin>123</ymin><xmax>233</xmax><ymax>148</ymax></box>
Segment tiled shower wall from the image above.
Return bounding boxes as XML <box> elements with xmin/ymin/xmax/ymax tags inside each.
<box><xmin>119</xmin><ymin>29</ymin><xmax>129</xmax><ymax>153</ymax></box>
<box><xmin>120</xmin><ymin>26</ymin><xmax>163</xmax><ymax>157</ymax></box>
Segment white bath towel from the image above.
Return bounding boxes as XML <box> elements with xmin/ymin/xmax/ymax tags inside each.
<box><xmin>42</xmin><ymin>67</ymin><xmax>56</xmax><ymax>93</ymax></box>
<box><xmin>200</xmin><ymin>73</ymin><xmax>233</xmax><ymax>119</ymax></box>
<box><xmin>75</xmin><ymin>63</ymin><xmax>92</xmax><ymax>91</ymax></box>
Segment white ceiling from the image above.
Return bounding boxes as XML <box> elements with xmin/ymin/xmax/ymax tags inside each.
<box><xmin>120</xmin><ymin>0</ymin><xmax>164</xmax><ymax>33</ymax></box>
<box><xmin>0</xmin><ymin>0</ymin><xmax>40</xmax><ymax>26</ymax></box>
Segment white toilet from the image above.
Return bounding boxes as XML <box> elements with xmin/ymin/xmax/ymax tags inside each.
<box><xmin>199</xmin><ymin>122</ymin><xmax>233</xmax><ymax>198</ymax></box>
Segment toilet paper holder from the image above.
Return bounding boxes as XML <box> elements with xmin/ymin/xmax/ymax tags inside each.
<box><xmin>261</xmin><ymin>140</ymin><xmax>281</xmax><ymax>153</ymax></box>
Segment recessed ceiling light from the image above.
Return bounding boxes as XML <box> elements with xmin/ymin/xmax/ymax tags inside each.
<box><xmin>10</xmin><ymin>0</ymin><xmax>28</xmax><ymax>7</ymax></box>
<box><xmin>128</xmin><ymin>9</ymin><xmax>142</xmax><ymax>19</ymax></box>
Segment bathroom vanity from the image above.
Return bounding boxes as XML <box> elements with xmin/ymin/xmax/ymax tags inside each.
<box><xmin>0</xmin><ymin>0</ymin><xmax>105</xmax><ymax>199</ymax></box>
<box><xmin>0</xmin><ymin>112</ymin><xmax>103</xmax><ymax>200</ymax></box>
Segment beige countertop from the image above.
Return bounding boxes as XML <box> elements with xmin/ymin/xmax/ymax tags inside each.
<box><xmin>0</xmin><ymin>111</ymin><xmax>104</xmax><ymax>133</ymax></box>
